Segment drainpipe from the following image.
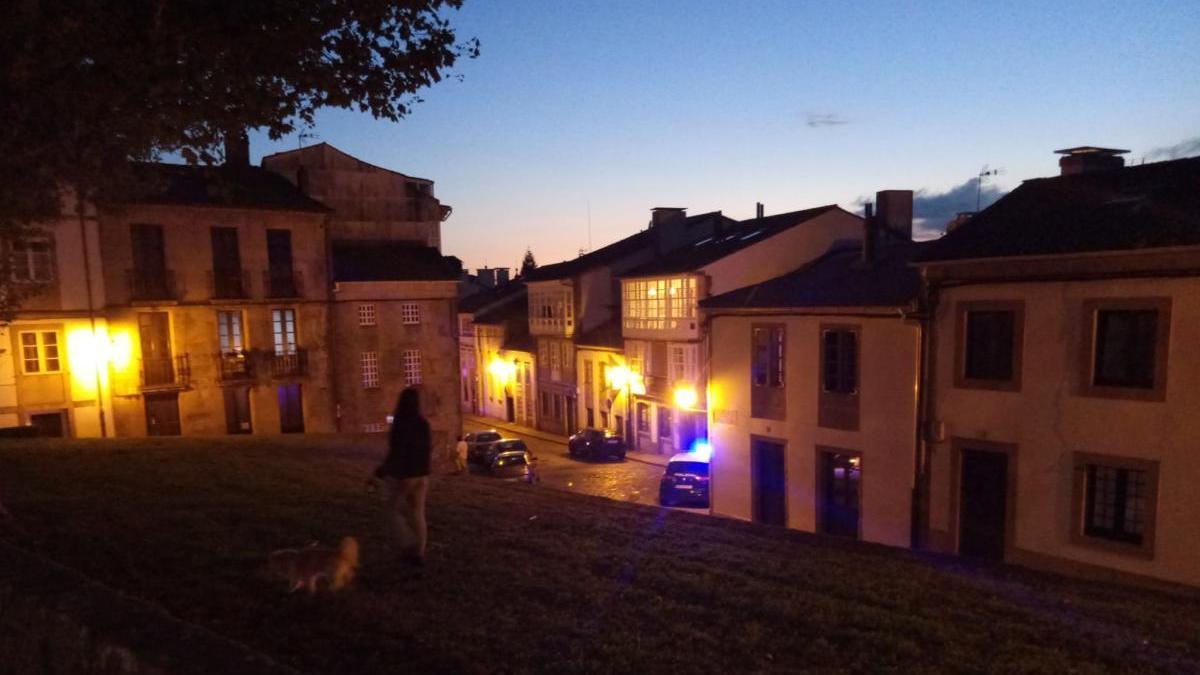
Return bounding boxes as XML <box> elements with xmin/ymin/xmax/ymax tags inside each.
<box><xmin>77</xmin><ymin>188</ymin><xmax>107</xmax><ymax>438</ymax></box>
<box><xmin>913</xmin><ymin>272</ymin><xmax>939</xmax><ymax>549</ymax></box>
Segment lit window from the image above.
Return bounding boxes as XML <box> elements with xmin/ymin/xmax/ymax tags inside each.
<box><xmin>271</xmin><ymin>308</ymin><xmax>297</xmax><ymax>355</ymax></box>
<box><xmin>217</xmin><ymin>311</ymin><xmax>244</xmax><ymax>353</ymax></box>
<box><xmin>361</xmin><ymin>351</ymin><xmax>379</xmax><ymax>389</ymax></box>
<box><xmin>11</xmin><ymin>240</ymin><xmax>55</xmax><ymax>282</ymax></box>
<box><xmin>751</xmin><ymin>326</ymin><xmax>785</xmax><ymax>388</ymax></box>
<box><xmin>623</xmin><ymin>276</ymin><xmax>696</xmax><ymax>330</ymax></box>
<box><xmin>401</xmin><ymin>302</ymin><xmax>420</xmax><ymax>325</ymax></box>
<box><xmin>20</xmin><ymin>331</ymin><xmax>60</xmax><ymax>374</ymax></box>
<box><xmin>403</xmin><ymin>349</ymin><xmax>422</xmax><ymax>386</ymax></box>
<box><xmin>358</xmin><ymin>303</ymin><xmax>376</xmax><ymax>327</ymax></box>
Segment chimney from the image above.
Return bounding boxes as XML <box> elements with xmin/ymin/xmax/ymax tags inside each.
<box><xmin>223</xmin><ymin>130</ymin><xmax>250</xmax><ymax>167</ymax></box>
<box><xmin>476</xmin><ymin>267</ymin><xmax>497</xmax><ymax>288</ymax></box>
<box><xmin>1055</xmin><ymin>146</ymin><xmax>1129</xmax><ymax>176</ymax></box>
<box><xmin>649</xmin><ymin>207</ymin><xmax>688</xmax><ymax>254</ymax></box>
<box><xmin>875</xmin><ymin>189</ymin><xmax>913</xmax><ymax>241</ymax></box>
<box><xmin>755</xmin><ymin>202</ymin><xmax>764</xmax><ymax>219</ymax></box>
<box><xmin>495</xmin><ymin>268</ymin><xmax>510</xmax><ymax>285</ymax></box>
<box><xmin>861</xmin><ymin>202</ymin><xmax>876</xmax><ymax>266</ymax></box>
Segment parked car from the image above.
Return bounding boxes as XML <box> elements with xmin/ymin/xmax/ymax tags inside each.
<box><xmin>568</xmin><ymin>428</ymin><xmax>627</xmax><ymax>461</ymax></box>
<box><xmin>659</xmin><ymin>453</ymin><xmax>710</xmax><ymax>507</ymax></box>
<box><xmin>472</xmin><ymin>438</ymin><xmax>533</xmax><ymax>467</ymax></box>
<box><xmin>465</xmin><ymin>430</ymin><xmax>503</xmax><ymax>465</ymax></box>
<box><xmin>488</xmin><ymin>450</ymin><xmax>536</xmax><ymax>482</ymax></box>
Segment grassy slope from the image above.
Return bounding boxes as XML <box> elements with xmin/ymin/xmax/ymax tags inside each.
<box><xmin>1</xmin><ymin>436</ymin><xmax>1198</xmax><ymax>674</ymax></box>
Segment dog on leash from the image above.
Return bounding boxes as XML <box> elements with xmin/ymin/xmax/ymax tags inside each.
<box><xmin>268</xmin><ymin>536</ymin><xmax>360</xmax><ymax>594</ymax></box>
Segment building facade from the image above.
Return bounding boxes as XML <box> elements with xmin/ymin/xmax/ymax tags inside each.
<box><xmin>915</xmin><ymin>149</ymin><xmax>1200</xmax><ymax>588</ymax></box>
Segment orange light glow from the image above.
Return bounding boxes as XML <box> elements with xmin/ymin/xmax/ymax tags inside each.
<box><xmin>673</xmin><ymin>384</ymin><xmax>697</xmax><ymax>409</ymax></box>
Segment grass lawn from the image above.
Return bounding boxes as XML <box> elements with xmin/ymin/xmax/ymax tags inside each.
<box><xmin>1</xmin><ymin>436</ymin><xmax>1198</xmax><ymax>674</ymax></box>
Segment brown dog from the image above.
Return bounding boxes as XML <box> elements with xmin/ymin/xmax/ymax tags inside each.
<box><xmin>268</xmin><ymin>536</ymin><xmax>359</xmax><ymax>594</ymax></box>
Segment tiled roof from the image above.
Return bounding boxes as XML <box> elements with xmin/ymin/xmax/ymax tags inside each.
<box><xmin>472</xmin><ymin>287</ymin><xmax>528</xmax><ymax>325</ymax></box>
<box><xmin>524</xmin><ymin>211</ymin><xmax>735</xmax><ymax>281</ymax></box>
<box><xmin>459</xmin><ymin>280</ymin><xmax>526</xmax><ymax>313</ymax></box>
<box><xmin>621</xmin><ymin>205</ymin><xmax>843</xmax><ymax>278</ymax></box>
<box><xmin>127</xmin><ymin>162</ymin><xmax>328</xmax><ymax>212</ymax></box>
<box><xmin>332</xmin><ymin>241</ymin><xmax>462</xmax><ymax>282</ymax></box>
<box><xmin>915</xmin><ymin>157</ymin><xmax>1200</xmax><ymax>263</ymax></box>
<box><xmin>700</xmin><ymin>241</ymin><xmax>924</xmax><ymax>310</ymax></box>
<box><xmin>576</xmin><ymin>319</ymin><xmax>623</xmax><ymax>349</ymax></box>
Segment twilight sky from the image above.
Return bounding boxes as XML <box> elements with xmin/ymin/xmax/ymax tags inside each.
<box><xmin>246</xmin><ymin>0</ymin><xmax>1200</xmax><ymax>272</ymax></box>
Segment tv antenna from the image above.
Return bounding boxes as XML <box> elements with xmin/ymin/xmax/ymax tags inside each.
<box><xmin>976</xmin><ymin>165</ymin><xmax>1005</xmax><ymax>212</ymax></box>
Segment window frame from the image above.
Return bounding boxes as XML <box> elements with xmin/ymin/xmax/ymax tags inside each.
<box><xmin>361</xmin><ymin>351</ymin><xmax>380</xmax><ymax>389</ymax></box>
<box><xmin>401</xmin><ymin>302</ymin><xmax>421</xmax><ymax>325</ymax></box>
<box><xmin>19</xmin><ymin>330</ymin><xmax>62</xmax><ymax>374</ymax></box>
<box><xmin>1071</xmin><ymin>452</ymin><xmax>1159</xmax><ymax>559</ymax></box>
<box><xmin>954</xmin><ymin>300</ymin><xmax>1024</xmax><ymax>392</ymax></box>
<box><xmin>358</xmin><ymin>303</ymin><xmax>377</xmax><ymax>327</ymax></box>
<box><xmin>403</xmin><ymin>349</ymin><xmax>422</xmax><ymax>386</ymax></box>
<box><xmin>10</xmin><ymin>238</ymin><xmax>56</xmax><ymax>283</ymax></box>
<box><xmin>271</xmin><ymin>308</ymin><xmax>298</xmax><ymax>355</ymax></box>
<box><xmin>1079</xmin><ymin>298</ymin><xmax>1171</xmax><ymax>402</ymax></box>
<box><xmin>750</xmin><ymin>323</ymin><xmax>786</xmax><ymax>420</ymax></box>
<box><xmin>818</xmin><ymin>324</ymin><xmax>860</xmax><ymax>431</ymax></box>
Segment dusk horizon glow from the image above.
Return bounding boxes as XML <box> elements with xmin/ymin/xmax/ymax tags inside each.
<box><xmin>244</xmin><ymin>0</ymin><xmax>1199</xmax><ymax>272</ymax></box>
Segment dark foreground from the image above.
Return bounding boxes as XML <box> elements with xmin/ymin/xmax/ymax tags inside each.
<box><xmin>1</xmin><ymin>436</ymin><xmax>1198</xmax><ymax>674</ymax></box>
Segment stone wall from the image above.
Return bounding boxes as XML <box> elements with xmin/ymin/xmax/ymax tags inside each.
<box><xmin>0</xmin><ymin>541</ymin><xmax>300</xmax><ymax>675</ymax></box>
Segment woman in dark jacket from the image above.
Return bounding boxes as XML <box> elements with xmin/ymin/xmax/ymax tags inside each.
<box><xmin>375</xmin><ymin>387</ymin><xmax>432</xmax><ymax>564</ymax></box>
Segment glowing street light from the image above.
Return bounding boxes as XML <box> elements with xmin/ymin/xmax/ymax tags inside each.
<box><xmin>673</xmin><ymin>384</ymin><xmax>697</xmax><ymax>410</ymax></box>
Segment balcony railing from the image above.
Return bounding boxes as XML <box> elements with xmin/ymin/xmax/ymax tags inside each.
<box><xmin>127</xmin><ymin>269</ymin><xmax>178</xmax><ymax>302</ymax></box>
<box><xmin>141</xmin><ymin>354</ymin><xmax>190</xmax><ymax>389</ymax></box>
<box><xmin>217</xmin><ymin>351</ymin><xmax>255</xmax><ymax>381</ymax></box>
<box><xmin>270</xmin><ymin>349</ymin><xmax>308</xmax><ymax>377</ymax></box>
<box><xmin>208</xmin><ymin>270</ymin><xmax>251</xmax><ymax>300</ymax></box>
<box><xmin>263</xmin><ymin>269</ymin><xmax>303</xmax><ymax>299</ymax></box>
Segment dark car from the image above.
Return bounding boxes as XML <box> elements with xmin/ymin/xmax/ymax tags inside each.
<box><xmin>465</xmin><ymin>430</ymin><xmax>503</xmax><ymax>465</ymax></box>
<box><xmin>473</xmin><ymin>438</ymin><xmax>532</xmax><ymax>467</ymax></box>
<box><xmin>659</xmin><ymin>453</ymin><xmax>710</xmax><ymax>507</ymax></box>
<box><xmin>568</xmin><ymin>427</ymin><xmax>626</xmax><ymax>461</ymax></box>
<box><xmin>488</xmin><ymin>450</ymin><xmax>536</xmax><ymax>482</ymax></box>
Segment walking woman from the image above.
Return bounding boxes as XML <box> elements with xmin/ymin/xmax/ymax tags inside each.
<box><xmin>374</xmin><ymin>387</ymin><xmax>432</xmax><ymax>566</ymax></box>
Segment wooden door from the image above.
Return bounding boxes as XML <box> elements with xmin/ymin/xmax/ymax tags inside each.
<box><xmin>819</xmin><ymin>451</ymin><xmax>862</xmax><ymax>538</ymax></box>
<box><xmin>278</xmin><ymin>384</ymin><xmax>304</xmax><ymax>434</ymax></box>
<box><xmin>224</xmin><ymin>386</ymin><xmax>252</xmax><ymax>434</ymax></box>
<box><xmin>959</xmin><ymin>449</ymin><xmax>1009</xmax><ymax>560</ymax></box>
<box><xmin>752</xmin><ymin>439</ymin><xmax>787</xmax><ymax>526</ymax></box>
<box><xmin>145</xmin><ymin>392</ymin><xmax>181</xmax><ymax>436</ymax></box>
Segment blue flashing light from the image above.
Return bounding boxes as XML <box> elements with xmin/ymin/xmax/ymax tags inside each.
<box><xmin>690</xmin><ymin>440</ymin><xmax>713</xmax><ymax>461</ymax></box>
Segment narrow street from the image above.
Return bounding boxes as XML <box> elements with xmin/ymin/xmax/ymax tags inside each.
<box><xmin>463</xmin><ymin>418</ymin><xmax>687</xmax><ymax>510</ymax></box>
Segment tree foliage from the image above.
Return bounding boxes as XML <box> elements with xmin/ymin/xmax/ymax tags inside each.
<box><xmin>0</xmin><ymin>0</ymin><xmax>478</xmax><ymax>311</ymax></box>
<box><xmin>520</xmin><ymin>247</ymin><xmax>537</xmax><ymax>276</ymax></box>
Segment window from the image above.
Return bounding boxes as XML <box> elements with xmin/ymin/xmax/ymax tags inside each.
<box><xmin>623</xmin><ymin>276</ymin><xmax>698</xmax><ymax>331</ymax></box>
<box><xmin>1081</xmin><ymin>298</ymin><xmax>1170</xmax><ymax>401</ymax></box>
<box><xmin>637</xmin><ymin>402</ymin><xmax>650</xmax><ymax>433</ymax></box>
<box><xmin>956</xmin><ymin>301</ymin><xmax>1023</xmax><ymax>390</ymax></box>
<box><xmin>403</xmin><ymin>349</ymin><xmax>422</xmax><ymax>386</ymax></box>
<box><xmin>819</xmin><ymin>326</ymin><xmax>860</xmax><ymax>431</ymax></box>
<box><xmin>751</xmin><ymin>325</ymin><xmax>785</xmax><ymax>388</ymax></box>
<box><xmin>358</xmin><ymin>304</ymin><xmax>377</xmax><ymax>327</ymax></box>
<box><xmin>362</xmin><ymin>422</ymin><xmax>386</xmax><ymax>433</ymax></box>
<box><xmin>217</xmin><ymin>311</ymin><xmax>244</xmax><ymax>354</ymax></box>
<box><xmin>11</xmin><ymin>239</ymin><xmax>55</xmax><ymax>282</ymax></box>
<box><xmin>658</xmin><ymin>406</ymin><xmax>672</xmax><ymax>439</ymax></box>
<box><xmin>361</xmin><ymin>351</ymin><xmax>380</xmax><ymax>389</ymax></box>
<box><xmin>583</xmin><ymin>359</ymin><xmax>593</xmax><ymax>388</ymax></box>
<box><xmin>1073</xmin><ymin>453</ymin><xmax>1158</xmax><ymax>557</ymax></box>
<box><xmin>401</xmin><ymin>302</ymin><xmax>421</xmax><ymax>325</ymax></box>
<box><xmin>751</xmin><ymin>324</ymin><xmax>786</xmax><ymax>420</ymax></box>
<box><xmin>822</xmin><ymin>330</ymin><xmax>858</xmax><ymax>394</ymax></box>
<box><xmin>586</xmin><ymin>407</ymin><xmax>594</xmax><ymax>427</ymax></box>
<box><xmin>272</xmin><ymin>308</ymin><xmax>297</xmax><ymax>355</ymax></box>
<box><xmin>669</xmin><ymin>345</ymin><xmax>686</xmax><ymax>383</ymax></box>
<box><xmin>20</xmin><ymin>331</ymin><xmax>60</xmax><ymax>373</ymax></box>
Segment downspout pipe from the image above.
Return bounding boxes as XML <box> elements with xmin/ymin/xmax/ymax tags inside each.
<box><xmin>77</xmin><ymin>189</ymin><xmax>107</xmax><ymax>438</ymax></box>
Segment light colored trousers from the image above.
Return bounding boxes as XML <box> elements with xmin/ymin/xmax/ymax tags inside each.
<box><xmin>384</xmin><ymin>476</ymin><xmax>429</xmax><ymax>557</ymax></box>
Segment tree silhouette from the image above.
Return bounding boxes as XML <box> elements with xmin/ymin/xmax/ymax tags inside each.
<box><xmin>0</xmin><ymin>0</ymin><xmax>478</xmax><ymax>315</ymax></box>
<box><xmin>520</xmin><ymin>248</ymin><xmax>538</xmax><ymax>277</ymax></box>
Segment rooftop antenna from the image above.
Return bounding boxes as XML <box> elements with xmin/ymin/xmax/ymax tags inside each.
<box><xmin>298</xmin><ymin>129</ymin><xmax>317</xmax><ymax>149</ymax></box>
<box><xmin>976</xmin><ymin>165</ymin><xmax>1005</xmax><ymax>212</ymax></box>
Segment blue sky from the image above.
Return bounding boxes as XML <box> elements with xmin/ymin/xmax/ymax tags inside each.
<box><xmin>248</xmin><ymin>0</ymin><xmax>1200</xmax><ymax>272</ymax></box>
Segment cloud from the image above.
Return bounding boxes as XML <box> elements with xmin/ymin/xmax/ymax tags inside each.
<box><xmin>804</xmin><ymin>112</ymin><xmax>849</xmax><ymax>128</ymax></box>
<box><xmin>1146</xmin><ymin>137</ymin><xmax>1200</xmax><ymax>160</ymax></box>
<box><xmin>873</xmin><ymin>178</ymin><xmax>1007</xmax><ymax>240</ymax></box>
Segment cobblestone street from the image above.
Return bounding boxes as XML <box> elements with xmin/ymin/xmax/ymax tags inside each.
<box><xmin>463</xmin><ymin>418</ymin><xmax>673</xmax><ymax>508</ymax></box>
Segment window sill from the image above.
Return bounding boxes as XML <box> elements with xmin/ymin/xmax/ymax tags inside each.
<box><xmin>1078</xmin><ymin>383</ymin><xmax>1165</xmax><ymax>403</ymax></box>
<box><xmin>1070</xmin><ymin>531</ymin><xmax>1155</xmax><ymax>560</ymax></box>
<box><xmin>953</xmin><ymin>377</ymin><xmax>1021</xmax><ymax>392</ymax></box>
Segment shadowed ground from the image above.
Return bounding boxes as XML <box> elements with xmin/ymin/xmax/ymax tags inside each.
<box><xmin>1</xmin><ymin>435</ymin><xmax>1197</xmax><ymax>674</ymax></box>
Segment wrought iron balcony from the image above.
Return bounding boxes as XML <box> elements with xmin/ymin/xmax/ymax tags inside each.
<box><xmin>270</xmin><ymin>349</ymin><xmax>308</xmax><ymax>377</ymax></box>
<box><xmin>217</xmin><ymin>351</ymin><xmax>255</xmax><ymax>381</ymax></box>
<box><xmin>208</xmin><ymin>270</ymin><xmax>251</xmax><ymax>300</ymax></box>
<box><xmin>263</xmin><ymin>269</ymin><xmax>303</xmax><ymax>299</ymax></box>
<box><xmin>141</xmin><ymin>354</ymin><xmax>190</xmax><ymax>389</ymax></box>
<box><xmin>127</xmin><ymin>269</ymin><xmax>178</xmax><ymax>302</ymax></box>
